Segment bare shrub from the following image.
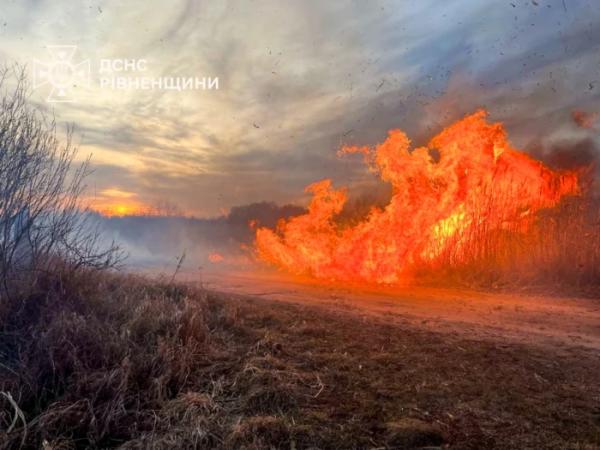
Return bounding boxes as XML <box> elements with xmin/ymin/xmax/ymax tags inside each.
<box><xmin>0</xmin><ymin>66</ymin><xmax>122</xmax><ymax>291</ymax></box>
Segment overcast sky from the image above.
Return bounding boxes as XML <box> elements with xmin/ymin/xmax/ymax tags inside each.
<box><xmin>1</xmin><ymin>0</ymin><xmax>599</xmax><ymax>216</ymax></box>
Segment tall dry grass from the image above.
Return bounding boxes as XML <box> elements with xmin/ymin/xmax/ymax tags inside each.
<box><xmin>0</xmin><ymin>267</ymin><xmax>212</xmax><ymax>449</ymax></box>
<box><xmin>415</xmin><ymin>186</ymin><xmax>600</xmax><ymax>294</ymax></box>
<box><xmin>0</xmin><ymin>265</ymin><xmax>319</xmax><ymax>449</ymax></box>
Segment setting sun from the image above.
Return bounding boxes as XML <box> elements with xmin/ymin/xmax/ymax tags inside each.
<box><xmin>87</xmin><ymin>188</ymin><xmax>152</xmax><ymax>217</ymax></box>
<box><xmin>98</xmin><ymin>203</ymin><xmax>144</xmax><ymax>217</ymax></box>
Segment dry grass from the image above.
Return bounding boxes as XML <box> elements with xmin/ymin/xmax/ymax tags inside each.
<box><xmin>1</xmin><ymin>268</ymin><xmax>599</xmax><ymax>449</ymax></box>
<box><xmin>415</xmin><ymin>193</ymin><xmax>600</xmax><ymax>295</ymax></box>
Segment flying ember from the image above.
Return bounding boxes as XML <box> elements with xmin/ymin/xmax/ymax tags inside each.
<box><xmin>254</xmin><ymin>110</ymin><xmax>580</xmax><ymax>284</ymax></box>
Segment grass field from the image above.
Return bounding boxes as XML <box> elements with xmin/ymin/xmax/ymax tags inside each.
<box><xmin>1</xmin><ymin>269</ymin><xmax>599</xmax><ymax>449</ymax></box>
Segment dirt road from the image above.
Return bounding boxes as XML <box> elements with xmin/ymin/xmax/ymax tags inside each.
<box><xmin>193</xmin><ymin>270</ymin><xmax>600</xmax><ymax>351</ymax></box>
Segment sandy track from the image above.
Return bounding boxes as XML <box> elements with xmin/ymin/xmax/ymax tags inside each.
<box><xmin>192</xmin><ymin>270</ymin><xmax>600</xmax><ymax>351</ymax></box>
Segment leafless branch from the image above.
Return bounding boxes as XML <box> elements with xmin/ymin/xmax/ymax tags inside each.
<box><xmin>0</xmin><ymin>65</ymin><xmax>124</xmax><ymax>292</ymax></box>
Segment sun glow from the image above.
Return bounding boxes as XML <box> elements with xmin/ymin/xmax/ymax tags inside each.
<box><xmin>88</xmin><ymin>188</ymin><xmax>151</xmax><ymax>217</ymax></box>
<box><xmin>91</xmin><ymin>202</ymin><xmax>149</xmax><ymax>217</ymax></box>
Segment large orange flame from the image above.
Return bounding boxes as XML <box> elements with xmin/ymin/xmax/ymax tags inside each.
<box><xmin>255</xmin><ymin>110</ymin><xmax>579</xmax><ymax>284</ymax></box>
